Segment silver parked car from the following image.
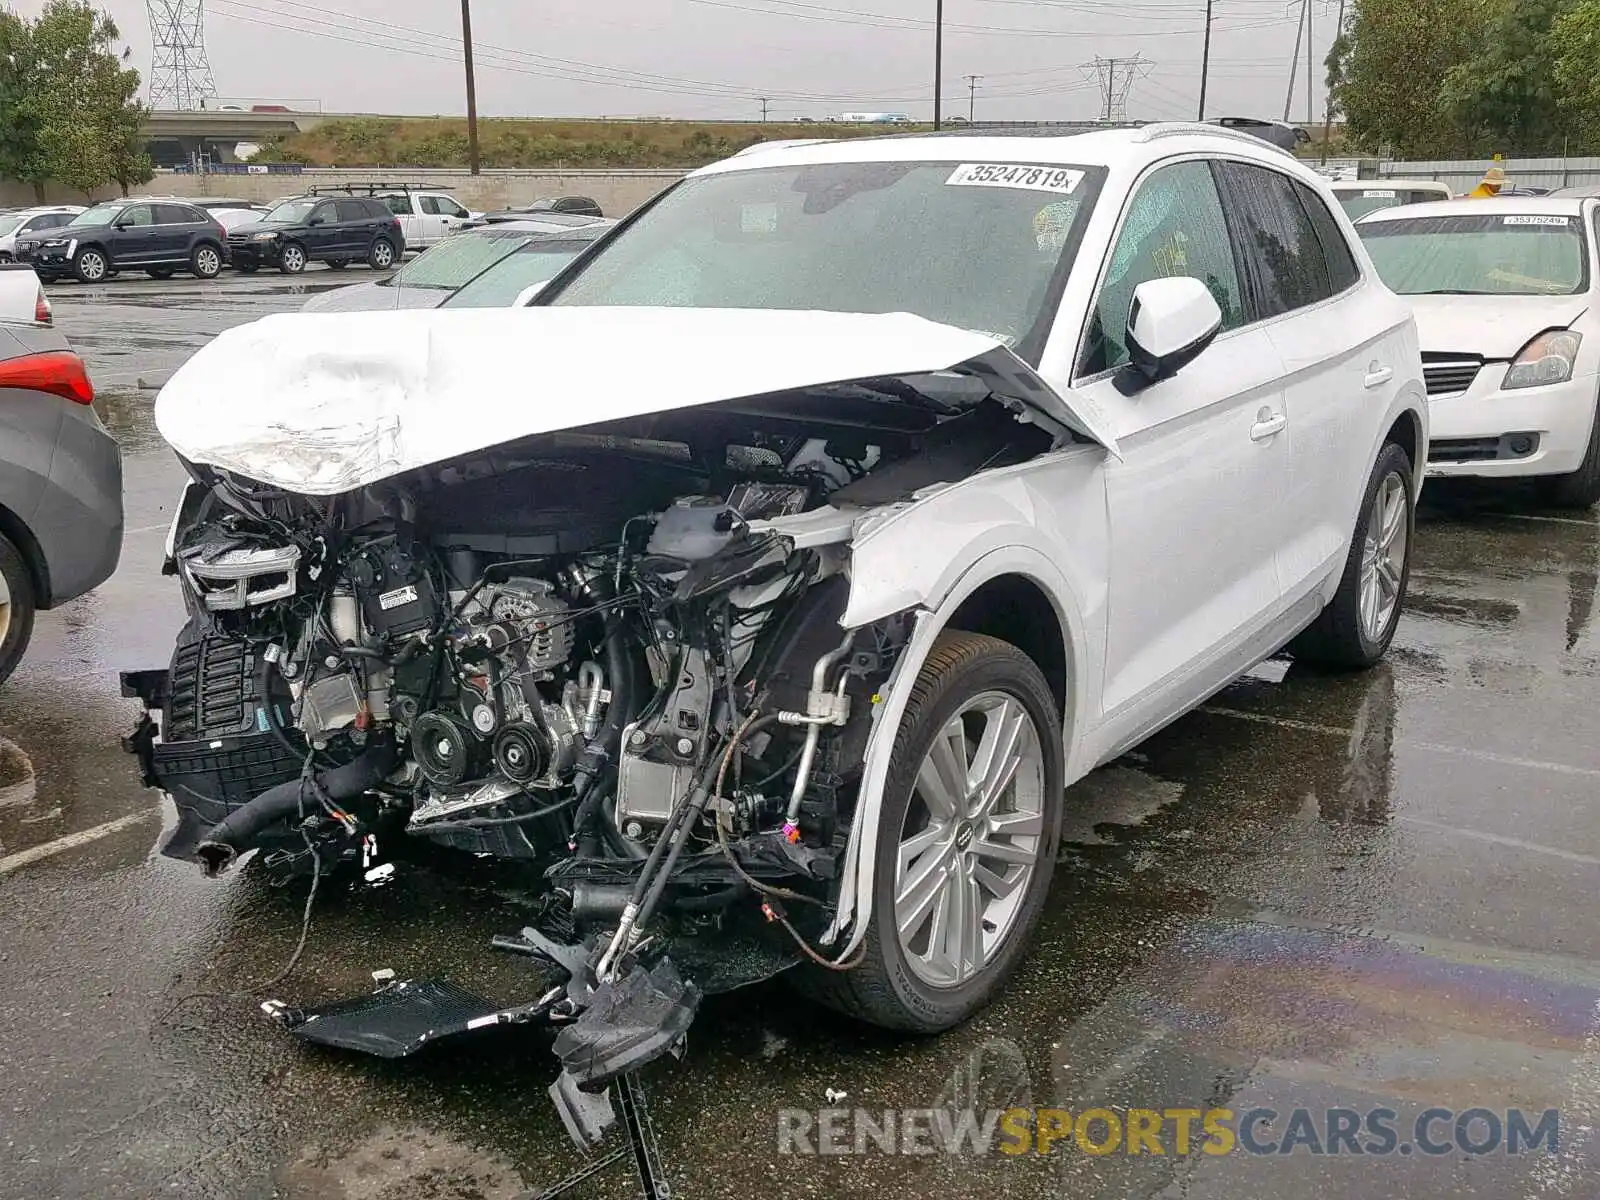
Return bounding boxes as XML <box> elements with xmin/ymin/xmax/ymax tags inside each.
<box><xmin>0</xmin><ymin>265</ymin><xmax>123</xmax><ymax>684</ymax></box>
<box><xmin>301</xmin><ymin>216</ymin><xmax>614</xmax><ymax>313</ymax></box>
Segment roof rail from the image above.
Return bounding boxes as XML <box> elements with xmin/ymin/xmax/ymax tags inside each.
<box><xmin>1135</xmin><ymin>121</ymin><xmax>1294</xmax><ymax>155</ymax></box>
<box><xmin>731</xmin><ymin>138</ymin><xmax>830</xmax><ymax>157</ymax></box>
<box><xmin>305</xmin><ymin>181</ymin><xmax>437</xmax><ymax>196</ymax></box>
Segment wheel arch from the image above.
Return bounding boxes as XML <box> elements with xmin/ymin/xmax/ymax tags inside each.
<box><xmin>827</xmin><ymin>546</ymin><xmax>1090</xmax><ymax>959</ymax></box>
<box><xmin>1383</xmin><ymin>405</ymin><xmax>1425</xmax><ymax>496</ymax></box>
<box><xmin>0</xmin><ymin>500</ymin><xmax>49</xmax><ymax>607</ymax></box>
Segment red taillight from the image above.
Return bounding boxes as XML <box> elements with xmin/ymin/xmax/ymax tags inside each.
<box><xmin>33</xmin><ymin>286</ymin><xmax>50</xmax><ymax>326</ymax></box>
<box><xmin>0</xmin><ymin>350</ymin><xmax>93</xmax><ymax>404</ymax></box>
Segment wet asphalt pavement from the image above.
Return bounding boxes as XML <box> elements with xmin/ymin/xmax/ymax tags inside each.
<box><xmin>2</xmin><ymin>271</ymin><xmax>1599</xmax><ymax>1199</ymax></box>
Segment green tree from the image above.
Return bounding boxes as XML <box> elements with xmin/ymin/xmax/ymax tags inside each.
<box><xmin>1334</xmin><ymin>0</ymin><xmax>1499</xmax><ymax>157</ymax></box>
<box><xmin>1440</xmin><ymin>0</ymin><xmax>1571</xmax><ymax>155</ymax></box>
<box><xmin>20</xmin><ymin>1</ymin><xmax>144</xmax><ymax>197</ymax></box>
<box><xmin>0</xmin><ymin>11</ymin><xmax>44</xmax><ymax>200</ymax></box>
<box><xmin>1554</xmin><ymin>0</ymin><xmax>1600</xmax><ymax>147</ymax></box>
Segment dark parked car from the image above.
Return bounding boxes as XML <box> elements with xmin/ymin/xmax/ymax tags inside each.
<box><xmin>474</xmin><ymin>197</ymin><xmax>604</xmax><ymax>224</ymax></box>
<box><xmin>227</xmin><ymin>196</ymin><xmax>405</xmax><ymax>274</ymax></box>
<box><xmin>1205</xmin><ymin>116</ymin><xmax>1310</xmax><ymax>151</ymax></box>
<box><xmin>15</xmin><ymin>200</ymin><xmax>228</xmax><ymax>283</ymax></box>
<box><xmin>0</xmin><ymin>264</ymin><xmax>122</xmax><ymax>684</ymax></box>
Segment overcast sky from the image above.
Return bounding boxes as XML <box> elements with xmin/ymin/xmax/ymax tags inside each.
<box><xmin>16</xmin><ymin>0</ymin><xmax>1338</xmax><ymax>123</ymax></box>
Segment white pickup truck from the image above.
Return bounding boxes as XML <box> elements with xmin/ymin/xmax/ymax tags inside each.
<box><xmin>371</xmin><ymin>190</ymin><xmax>479</xmax><ymax>250</ymax></box>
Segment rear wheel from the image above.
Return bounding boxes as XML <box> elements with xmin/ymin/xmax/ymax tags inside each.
<box><xmin>1539</xmin><ymin>400</ymin><xmax>1600</xmax><ymax>509</ymax></box>
<box><xmin>278</xmin><ymin>242</ymin><xmax>306</xmax><ymax>274</ymax></box>
<box><xmin>1291</xmin><ymin>441</ymin><xmax>1414</xmax><ymax>669</ymax></box>
<box><xmin>0</xmin><ymin>531</ymin><xmax>37</xmax><ymax>687</ymax></box>
<box><xmin>146</xmin><ymin>266</ymin><xmax>175</xmax><ymax>279</ymax></box>
<box><xmin>189</xmin><ymin>243</ymin><xmax>222</xmax><ymax>279</ymax></box>
<box><xmin>797</xmin><ymin>631</ymin><xmax>1063</xmax><ymax>1032</ymax></box>
<box><xmin>72</xmin><ymin>246</ymin><xmax>108</xmax><ymax>283</ymax></box>
<box><xmin>367</xmin><ymin>237</ymin><xmax>396</xmax><ymax>270</ymax></box>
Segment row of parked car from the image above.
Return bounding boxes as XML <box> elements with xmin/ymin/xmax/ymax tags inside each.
<box><xmin>0</xmin><ymin>189</ymin><xmax>610</xmax><ymax>284</ymax></box>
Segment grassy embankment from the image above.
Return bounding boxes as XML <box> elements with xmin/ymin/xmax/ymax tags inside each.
<box><xmin>253</xmin><ymin>117</ymin><xmax>929</xmax><ymax>169</ymax></box>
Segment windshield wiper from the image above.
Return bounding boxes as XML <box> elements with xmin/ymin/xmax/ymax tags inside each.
<box><xmin>1410</xmin><ymin>288</ymin><xmax>1496</xmax><ymax>295</ymax></box>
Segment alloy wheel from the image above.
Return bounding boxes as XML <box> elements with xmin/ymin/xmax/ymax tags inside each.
<box><xmin>78</xmin><ymin>251</ymin><xmax>105</xmax><ymax>281</ymax></box>
<box><xmin>195</xmin><ymin>247</ymin><xmax>220</xmax><ymax>276</ymax></box>
<box><xmin>0</xmin><ymin>568</ymin><xmax>10</xmax><ymax>647</ymax></box>
<box><xmin>1359</xmin><ymin>471</ymin><xmax>1408</xmax><ymax>642</ymax></box>
<box><xmin>281</xmin><ymin>246</ymin><xmax>305</xmax><ymax>272</ymax></box>
<box><xmin>372</xmin><ymin>240</ymin><xmax>393</xmax><ymax>267</ymax></box>
<box><xmin>894</xmin><ymin>690</ymin><xmax>1046</xmax><ymax>988</ymax></box>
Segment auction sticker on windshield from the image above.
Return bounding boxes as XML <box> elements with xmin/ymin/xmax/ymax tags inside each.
<box><xmin>1503</xmin><ymin>215</ymin><xmax>1570</xmax><ymax>226</ymax></box>
<box><xmin>946</xmin><ymin>164</ymin><xmax>1083</xmax><ymax>194</ymax></box>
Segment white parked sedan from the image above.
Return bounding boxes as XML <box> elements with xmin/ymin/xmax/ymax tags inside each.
<box><xmin>136</xmin><ymin>124</ymin><xmax>1426</xmax><ymax>1053</ymax></box>
<box><xmin>1358</xmin><ymin>198</ymin><xmax>1600</xmax><ymax>506</ymax></box>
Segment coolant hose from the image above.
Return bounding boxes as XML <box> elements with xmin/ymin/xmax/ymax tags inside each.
<box><xmin>195</xmin><ymin>737</ymin><xmax>397</xmax><ymax>877</ymax></box>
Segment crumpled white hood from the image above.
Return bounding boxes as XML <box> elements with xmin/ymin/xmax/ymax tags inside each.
<box><xmin>155</xmin><ymin>307</ymin><xmax>1004</xmax><ymax>495</ymax></box>
<box><xmin>1407</xmin><ymin>293</ymin><xmax>1589</xmax><ymax>359</ymax></box>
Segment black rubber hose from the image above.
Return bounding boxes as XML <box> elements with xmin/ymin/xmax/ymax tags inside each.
<box><xmin>568</xmin><ymin>569</ymin><xmax>643</xmax><ymax>853</ymax></box>
<box><xmin>196</xmin><ymin>738</ymin><xmax>396</xmax><ymax>877</ymax></box>
<box><xmin>257</xmin><ymin>652</ymin><xmax>304</xmax><ymax>761</ymax></box>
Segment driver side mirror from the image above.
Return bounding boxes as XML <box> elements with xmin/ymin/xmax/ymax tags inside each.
<box><xmin>1120</xmin><ymin>276</ymin><xmax>1224</xmax><ymax>391</ymax></box>
<box><xmin>308</xmin><ymin>215</ymin><xmax>325</xmax><ymax>226</ymax></box>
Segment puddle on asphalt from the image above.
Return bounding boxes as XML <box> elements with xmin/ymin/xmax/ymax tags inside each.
<box><xmin>0</xmin><ymin>734</ymin><xmax>36</xmax><ymax>811</ymax></box>
<box><xmin>95</xmin><ymin>388</ymin><xmax>166</xmax><ymax>454</ymax></box>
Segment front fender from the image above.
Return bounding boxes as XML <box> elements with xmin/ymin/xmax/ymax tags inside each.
<box><xmin>826</xmin><ymin>543</ymin><xmax>1095</xmax><ymax>957</ymax></box>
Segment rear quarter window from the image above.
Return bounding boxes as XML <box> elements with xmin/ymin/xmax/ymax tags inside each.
<box><xmin>1294</xmin><ymin>181</ymin><xmax>1361</xmax><ymax>293</ymax></box>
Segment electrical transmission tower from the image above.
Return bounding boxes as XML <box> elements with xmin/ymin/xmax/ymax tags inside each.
<box><xmin>147</xmin><ymin>0</ymin><xmax>216</xmax><ymax>110</ymax></box>
<box><xmin>1088</xmin><ymin>54</ymin><xmax>1151</xmax><ymax>123</ymax></box>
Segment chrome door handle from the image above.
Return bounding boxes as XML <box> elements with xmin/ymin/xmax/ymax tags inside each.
<box><xmin>1250</xmin><ymin>412</ymin><xmax>1288</xmax><ymax>441</ymax></box>
<box><xmin>1364</xmin><ymin>365</ymin><xmax>1394</xmax><ymax>389</ymax></box>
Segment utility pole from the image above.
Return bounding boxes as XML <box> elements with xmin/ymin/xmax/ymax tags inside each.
<box><xmin>460</xmin><ymin>0</ymin><xmax>479</xmax><ymax>175</ymax></box>
<box><xmin>1198</xmin><ymin>0</ymin><xmax>1213</xmax><ymax>120</ymax></box>
<box><xmin>1305</xmin><ymin>0</ymin><xmax>1313</xmax><ymax>128</ymax></box>
<box><xmin>965</xmin><ymin>74</ymin><xmax>981</xmax><ymax>122</ymax></box>
<box><xmin>1284</xmin><ymin>0</ymin><xmax>1306</xmax><ymax>123</ymax></box>
<box><xmin>933</xmin><ymin>0</ymin><xmax>944</xmax><ymax>129</ymax></box>
<box><xmin>758</xmin><ymin>96</ymin><xmax>770</xmax><ymax>122</ymax></box>
<box><xmin>1321</xmin><ymin>0</ymin><xmax>1346</xmax><ymax>163</ymax></box>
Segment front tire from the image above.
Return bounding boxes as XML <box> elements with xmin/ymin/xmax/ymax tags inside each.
<box><xmin>0</xmin><ymin>531</ymin><xmax>37</xmax><ymax>687</ymax></box>
<box><xmin>1292</xmin><ymin>441</ymin><xmax>1415</xmax><ymax>669</ymax></box>
<box><xmin>278</xmin><ymin>242</ymin><xmax>306</xmax><ymax>274</ymax></box>
<box><xmin>367</xmin><ymin>237</ymin><xmax>396</xmax><ymax>270</ymax></box>
<box><xmin>72</xmin><ymin>246</ymin><xmax>108</xmax><ymax>283</ymax></box>
<box><xmin>189</xmin><ymin>243</ymin><xmax>222</xmax><ymax>279</ymax></box>
<box><xmin>799</xmin><ymin>631</ymin><xmax>1063</xmax><ymax>1032</ymax></box>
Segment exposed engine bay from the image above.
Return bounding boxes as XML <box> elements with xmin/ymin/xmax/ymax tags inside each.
<box><xmin>121</xmin><ymin>371</ymin><xmax>1059</xmax><ymax>1135</ymax></box>
<box><xmin>126</xmin><ymin>377</ymin><xmax>1055</xmax><ymax>942</ymax></box>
